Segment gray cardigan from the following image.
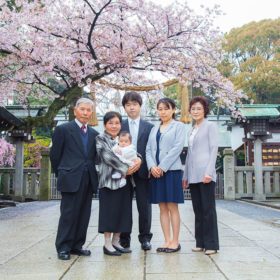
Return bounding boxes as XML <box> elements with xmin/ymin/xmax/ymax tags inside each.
<box><xmin>146</xmin><ymin>120</ymin><xmax>186</xmax><ymax>172</ymax></box>
<box><xmin>96</xmin><ymin>132</ymin><xmax>129</xmax><ymax>190</ymax></box>
<box><xmin>183</xmin><ymin>119</ymin><xmax>218</xmax><ymax>183</ymax></box>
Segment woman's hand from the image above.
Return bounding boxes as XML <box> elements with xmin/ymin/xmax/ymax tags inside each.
<box><xmin>127</xmin><ymin>158</ymin><xmax>142</xmax><ymax>175</ymax></box>
<box><xmin>151</xmin><ymin>166</ymin><xmax>163</xmax><ymax>178</ymax></box>
<box><xmin>202</xmin><ymin>175</ymin><xmax>212</xmax><ymax>184</ymax></box>
<box><xmin>157</xmin><ymin>167</ymin><xmax>164</xmax><ymax>177</ymax></box>
<box><xmin>182</xmin><ymin>179</ymin><xmax>188</xmax><ymax>189</ymax></box>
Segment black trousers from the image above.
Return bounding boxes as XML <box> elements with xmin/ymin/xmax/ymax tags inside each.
<box><xmin>120</xmin><ymin>175</ymin><xmax>152</xmax><ymax>244</ymax></box>
<box><xmin>55</xmin><ymin>170</ymin><xmax>93</xmax><ymax>252</ymax></box>
<box><xmin>189</xmin><ymin>181</ymin><xmax>219</xmax><ymax>250</ymax></box>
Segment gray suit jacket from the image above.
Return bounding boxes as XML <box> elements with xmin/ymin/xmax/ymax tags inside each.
<box><xmin>183</xmin><ymin>119</ymin><xmax>218</xmax><ymax>183</ymax></box>
<box><xmin>146</xmin><ymin>120</ymin><xmax>186</xmax><ymax>172</ymax></box>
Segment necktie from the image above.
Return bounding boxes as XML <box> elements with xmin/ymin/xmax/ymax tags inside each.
<box><xmin>130</xmin><ymin>120</ymin><xmax>137</xmax><ymax>147</ymax></box>
<box><xmin>81</xmin><ymin>124</ymin><xmax>86</xmax><ymax>134</ymax></box>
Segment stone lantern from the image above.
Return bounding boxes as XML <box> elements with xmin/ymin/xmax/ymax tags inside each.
<box><xmin>236</xmin><ymin>104</ymin><xmax>280</xmax><ymax>201</ymax></box>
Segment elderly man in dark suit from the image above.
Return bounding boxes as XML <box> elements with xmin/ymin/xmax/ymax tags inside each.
<box><xmin>120</xmin><ymin>92</ymin><xmax>154</xmax><ymax>251</ymax></box>
<box><xmin>50</xmin><ymin>97</ymin><xmax>99</xmax><ymax>260</ymax></box>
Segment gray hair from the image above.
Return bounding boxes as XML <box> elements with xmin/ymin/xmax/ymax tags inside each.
<box><xmin>75</xmin><ymin>97</ymin><xmax>95</xmax><ymax>110</ymax></box>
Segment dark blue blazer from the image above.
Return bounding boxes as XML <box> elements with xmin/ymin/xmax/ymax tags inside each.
<box><xmin>121</xmin><ymin>119</ymin><xmax>153</xmax><ymax>179</ymax></box>
<box><xmin>50</xmin><ymin>120</ymin><xmax>99</xmax><ymax>193</ymax></box>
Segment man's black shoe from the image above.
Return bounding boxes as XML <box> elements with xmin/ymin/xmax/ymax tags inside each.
<box><xmin>57</xmin><ymin>251</ymin><xmax>70</xmax><ymax>260</ymax></box>
<box><xmin>119</xmin><ymin>241</ymin><xmax>130</xmax><ymax>249</ymax></box>
<box><xmin>70</xmin><ymin>249</ymin><xmax>91</xmax><ymax>256</ymax></box>
<box><xmin>141</xmin><ymin>241</ymin><xmax>152</xmax><ymax>251</ymax></box>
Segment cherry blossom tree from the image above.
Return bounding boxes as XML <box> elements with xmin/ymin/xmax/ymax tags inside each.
<box><xmin>0</xmin><ymin>0</ymin><xmax>246</xmax><ymax>126</ymax></box>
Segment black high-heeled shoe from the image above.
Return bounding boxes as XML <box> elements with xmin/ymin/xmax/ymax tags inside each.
<box><xmin>103</xmin><ymin>246</ymin><xmax>122</xmax><ymax>256</ymax></box>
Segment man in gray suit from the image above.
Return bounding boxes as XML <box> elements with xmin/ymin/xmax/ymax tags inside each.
<box><xmin>120</xmin><ymin>92</ymin><xmax>153</xmax><ymax>250</ymax></box>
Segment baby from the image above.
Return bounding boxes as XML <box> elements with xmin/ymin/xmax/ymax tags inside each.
<box><xmin>112</xmin><ymin>131</ymin><xmax>137</xmax><ymax>187</ymax></box>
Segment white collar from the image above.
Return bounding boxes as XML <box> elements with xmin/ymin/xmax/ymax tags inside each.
<box><xmin>75</xmin><ymin>119</ymin><xmax>87</xmax><ymax>129</ymax></box>
<box><xmin>128</xmin><ymin>117</ymin><xmax>140</xmax><ymax>125</ymax></box>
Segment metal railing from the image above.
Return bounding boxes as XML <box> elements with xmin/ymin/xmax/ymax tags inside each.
<box><xmin>183</xmin><ymin>173</ymin><xmax>224</xmax><ymax>199</ymax></box>
<box><xmin>1</xmin><ymin>168</ymin><xmax>224</xmax><ymax>200</ymax></box>
<box><xmin>50</xmin><ymin>172</ymin><xmax>224</xmax><ymax>200</ymax></box>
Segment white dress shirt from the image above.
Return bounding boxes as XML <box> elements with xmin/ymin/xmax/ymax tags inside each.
<box><xmin>75</xmin><ymin>119</ymin><xmax>87</xmax><ymax>133</ymax></box>
<box><xmin>128</xmin><ymin>117</ymin><xmax>140</xmax><ymax>147</ymax></box>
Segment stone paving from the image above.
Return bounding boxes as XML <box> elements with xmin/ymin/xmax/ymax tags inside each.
<box><xmin>1</xmin><ymin>200</ymin><xmax>280</xmax><ymax>280</ymax></box>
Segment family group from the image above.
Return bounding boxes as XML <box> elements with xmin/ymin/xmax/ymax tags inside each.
<box><xmin>50</xmin><ymin>92</ymin><xmax>219</xmax><ymax>260</ymax></box>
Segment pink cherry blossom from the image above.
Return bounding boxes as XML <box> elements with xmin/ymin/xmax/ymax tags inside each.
<box><xmin>0</xmin><ymin>138</ymin><xmax>15</xmax><ymax>167</ymax></box>
<box><xmin>0</xmin><ymin>0</ymin><xmax>246</xmax><ymax>111</ymax></box>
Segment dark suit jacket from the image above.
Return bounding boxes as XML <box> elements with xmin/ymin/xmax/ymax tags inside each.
<box><xmin>121</xmin><ymin>119</ymin><xmax>153</xmax><ymax>179</ymax></box>
<box><xmin>50</xmin><ymin>120</ymin><xmax>99</xmax><ymax>193</ymax></box>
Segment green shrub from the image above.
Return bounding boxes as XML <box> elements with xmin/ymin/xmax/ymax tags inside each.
<box><xmin>24</xmin><ymin>136</ymin><xmax>51</xmax><ymax>168</ymax></box>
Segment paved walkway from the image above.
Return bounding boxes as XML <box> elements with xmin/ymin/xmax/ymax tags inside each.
<box><xmin>1</xmin><ymin>200</ymin><xmax>280</xmax><ymax>280</ymax></box>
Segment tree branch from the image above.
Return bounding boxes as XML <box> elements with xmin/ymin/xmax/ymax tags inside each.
<box><xmin>28</xmin><ymin>24</ymin><xmax>84</xmax><ymax>45</ymax></box>
<box><xmin>34</xmin><ymin>74</ymin><xmax>60</xmax><ymax>95</ymax></box>
<box><xmin>87</xmin><ymin>0</ymin><xmax>112</xmax><ymax>60</ymax></box>
<box><xmin>24</xmin><ymin>85</ymin><xmax>83</xmax><ymax>128</ymax></box>
<box><xmin>83</xmin><ymin>0</ymin><xmax>97</xmax><ymax>14</ymax></box>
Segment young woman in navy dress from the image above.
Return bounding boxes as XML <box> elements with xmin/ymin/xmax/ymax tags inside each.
<box><xmin>146</xmin><ymin>98</ymin><xmax>186</xmax><ymax>253</ymax></box>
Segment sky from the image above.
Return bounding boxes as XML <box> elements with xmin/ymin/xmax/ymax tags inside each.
<box><xmin>156</xmin><ymin>0</ymin><xmax>279</xmax><ymax>32</ymax></box>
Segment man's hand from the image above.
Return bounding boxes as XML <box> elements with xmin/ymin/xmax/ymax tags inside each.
<box><xmin>127</xmin><ymin>158</ymin><xmax>142</xmax><ymax>175</ymax></box>
<box><xmin>182</xmin><ymin>179</ymin><xmax>188</xmax><ymax>189</ymax></box>
<box><xmin>202</xmin><ymin>175</ymin><xmax>212</xmax><ymax>184</ymax></box>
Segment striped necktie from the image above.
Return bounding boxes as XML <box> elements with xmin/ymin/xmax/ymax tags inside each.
<box><xmin>81</xmin><ymin>124</ymin><xmax>86</xmax><ymax>134</ymax></box>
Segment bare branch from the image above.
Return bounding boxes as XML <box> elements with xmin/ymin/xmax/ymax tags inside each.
<box><xmin>87</xmin><ymin>0</ymin><xmax>112</xmax><ymax>60</ymax></box>
<box><xmin>34</xmin><ymin>74</ymin><xmax>60</xmax><ymax>95</ymax></box>
<box><xmin>83</xmin><ymin>0</ymin><xmax>97</xmax><ymax>14</ymax></box>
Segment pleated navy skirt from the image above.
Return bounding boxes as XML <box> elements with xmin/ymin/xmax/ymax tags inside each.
<box><xmin>149</xmin><ymin>170</ymin><xmax>184</xmax><ymax>204</ymax></box>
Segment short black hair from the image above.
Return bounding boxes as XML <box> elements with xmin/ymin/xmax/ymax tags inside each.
<box><xmin>119</xmin><ymin>131</ymin><xmax>132</xmax><ymax>142</ymax></box>
<box><xmin>103</xmin><ymin>111</ymin><xmax>122</xmax><ymax>125</ymax></box>
<box><xmin>122</xmin><ymin>91</ymin><xmax>143</xmax><ymax>107</ymax></box>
